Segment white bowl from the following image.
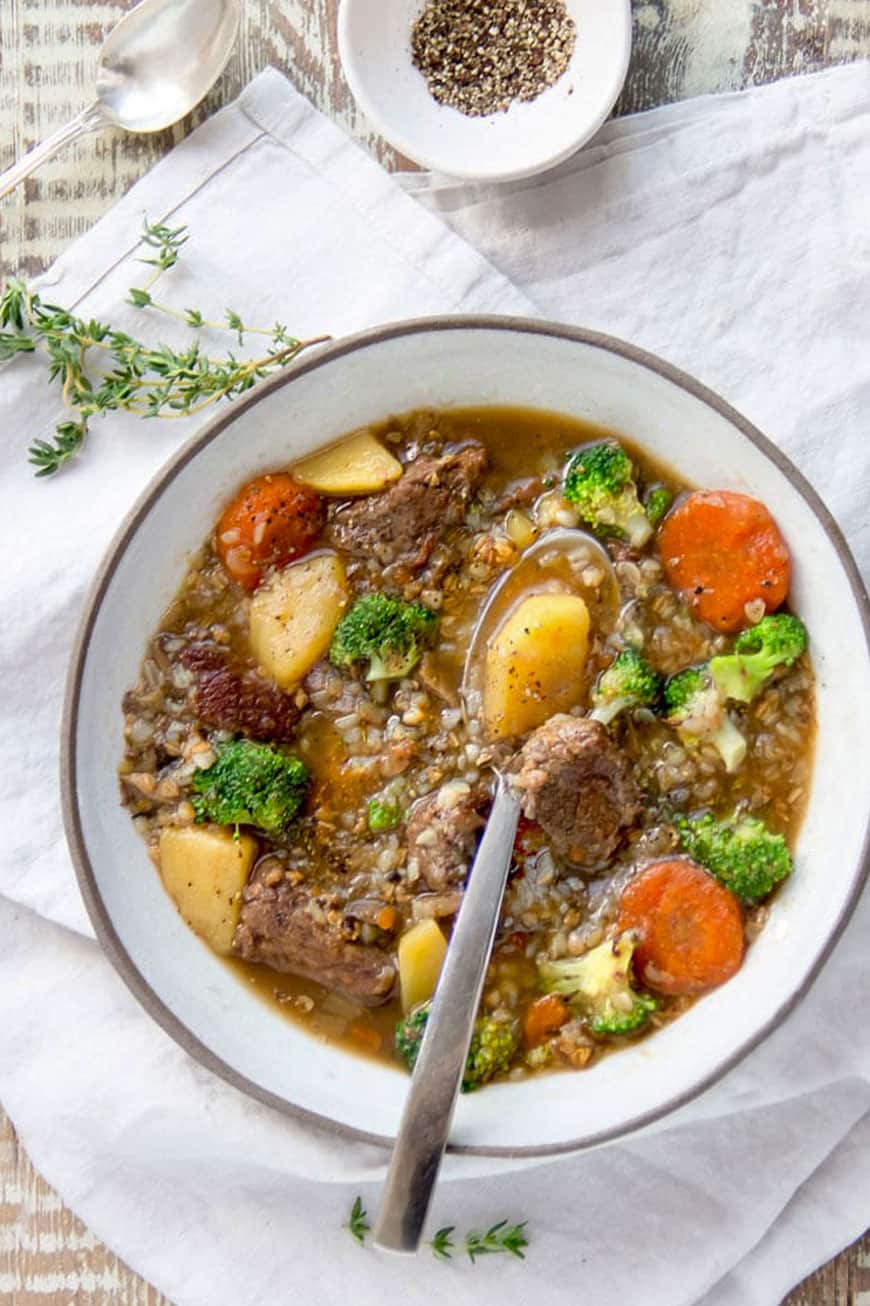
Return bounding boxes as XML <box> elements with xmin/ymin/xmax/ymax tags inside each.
<box><xmin>63</xmin><ymin>318</ymin><xmax>870</xmax><ymax>1156</ymax></box>
<box><xmin>337</xmin><ymin>0</ymin><xmax>632</xmax><ymax>182</ymax></box>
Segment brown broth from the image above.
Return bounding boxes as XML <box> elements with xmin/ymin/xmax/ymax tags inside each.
<box><xmin>122</xmin><ymin>406</ymin><xmax>816</xmax><ymax>1082</ymax></box>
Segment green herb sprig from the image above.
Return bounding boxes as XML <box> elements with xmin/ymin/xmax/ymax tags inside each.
<box><xmin>429</xmin><ymin>1225</ymin><xmax>456</xmax><ymax>1260</ymax></box>
<box><xmin>344</xmin><ymin>1197</ymin><xmax>528</xmax><ymax>1263</ymax></box>
<box><xmin>463</xmin><ymin>1219</ymin><xmax>528</xmax><ymax>1263</ymax></box>
<box><xmin>345</xmin><ymin>1195</ymin><xmax>371</xmax><ymax>1246</ymax></box>
<box><xmin>0</xmin><ymin>219</ymin><xmax>329</xmax><ymax>477</ymax></box>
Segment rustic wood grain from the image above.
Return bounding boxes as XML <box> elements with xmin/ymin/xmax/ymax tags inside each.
<box><xmin>1</xmin><ymin>0</ymin><xmax>869</xmax><ymax>1301</ymax></box>
<box><xmin>0</xmin><ymin>1114</ymin><xmax>169</xmax><ymax>1304</ymax></box>
<box><xmin>3</xmin><ymin>0</ymin><xmax>870</xmax><ymax>276</ymax></box>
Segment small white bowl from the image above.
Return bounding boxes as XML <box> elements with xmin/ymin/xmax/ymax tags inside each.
<box><xmin>338</xmin><ymin>0</ymin><xmax>632</xmax><ymax>182</ymax></box>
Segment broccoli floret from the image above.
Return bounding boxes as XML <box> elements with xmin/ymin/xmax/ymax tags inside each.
<box><xmin>709</xmin><ymin>614</ymin><xmax>808</xmax><ymax>704</ymax></box>
<box><xmin>644</xmin><ymin>485</ymin><xmax>674</xmax><ymax>527</ymax></box>
<box><xmin>191</xmin><ymin>739</ymin><xmax>309</xmax><ymax>837</ymax></box>
<box><xmin>394</xmin><ymin>1004</ymin><xmax>520</xmax><ymax>1092</ymax></box>
<box><xmin>661</xmin><ymin>665</ymin><xmax>747</xmax><ymax>773</ymax></box>
<box><xmin>464</xmin><ymin>1017</ymin><xmax>521</xmax><ymax>1091</ymax></box>
<box><xmin>329</xmin><ymin>593</ymin><xmax>437</xmax><ymax>682</ymax></box>
<box><xmin>394</xmin><ymin>1004</ymin><xmax>429</xmax><ymax>1069</ymax></box>
<box><xmin>367</xmin><ymin>797</ymin><xmax>402</xmax><ymax>832</ymax></box>
<box><xmin>524</xmin><ymin>1043</ymin><xmax>553</xmax><ymax>1071</ymax></box>
<box><xmin>563</xmin><ymin>442</ymin><xmax>653</xmax><ymax>549</ymax></box>
<box><xmin>589</xmin><ymin>648</ymin><xmax>662</xmax><ymax>726</ymax></box>
<box><xmin>676</xmin><ymin>810</ymin><xmax>793</xmax><ymax>903</ymax></box>
<box><xmin>538</xmin><ymin>934</ymin><xmax>658</xmax><ymax>1036</ymax></box>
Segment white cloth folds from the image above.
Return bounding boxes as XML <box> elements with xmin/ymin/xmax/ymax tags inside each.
<box><xmin>0</xmin><ymin>60</ymin><xmax>868</xmax><ymax>1306</ymax></box>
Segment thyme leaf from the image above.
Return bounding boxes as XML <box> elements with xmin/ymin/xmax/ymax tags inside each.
<box><xmin>429</xmin><ymin>1226</ymin><xmax>456</xmax><ymax>1260</ymax></box>
<box><xmin>344</xmin><ymin>1195</ymin><xmax>371</xmax><ymax>1246</ymax></box>
<box><xmin>465</xmin><ymin>1220</ymin><xmax>528</xmax><ymax>1263</ymax></box>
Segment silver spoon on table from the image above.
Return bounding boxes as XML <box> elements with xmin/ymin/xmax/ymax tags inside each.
<box><xmin>374</xmin><ymin>528</ymin><xmax>618</xmax><ymax>1254</ymax></box>
<box><xmin>0</xmin><ymin>0</ymin><xmax>241</xmax><ymax>202</ymax></box>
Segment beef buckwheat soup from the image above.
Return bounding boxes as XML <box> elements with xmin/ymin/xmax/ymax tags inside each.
<box><xmin>119</xmin><ymin>408</ymin><xmax>815</xmax><ymax>1089</ymax></box>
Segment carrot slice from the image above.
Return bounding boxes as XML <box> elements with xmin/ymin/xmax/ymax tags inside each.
<box><xmin>658</xmin><ymin>490</ymin><xmax>790</xmax><ymax>632</ymax></box>
<box><xmin>523</xmin><ymin>994</ymin><xmax>570</xmax><ymax>1047</ymax></box>
<box><xmin>347</xmin><ymin>1020</ymin><xmax>383</xmax><ymax>1054</ymax></box>
<box><xmin>617</xmin><ymin>858</ymin><xmax>744</xmax><ymax>996</ymax></box>
<box><xmin>375</xmin><ymin>905</ymin><xmax>399</xmax><ymax>933</ymax></box>
<box><xmin>215</xmin><ymin>473</ymin><xmax>325</xmax><ymax>589</ymax></box>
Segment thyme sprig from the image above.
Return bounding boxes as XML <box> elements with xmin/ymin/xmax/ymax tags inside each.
<box><xmin>0</xmin><ymin>219</ymin><xmax>329</xmax><ymax>477</ymax></box>
<box><xmin>428</xmin><ymin>1219</ymin><xmax>528</xmax><ymax>1262</ymax></box>
<box><xmin>344</xmin><ymin>1197</ymin><xmax>528</xmax><ymax>1263</ymax></box>
<box><xmin>464</xmin><ymin>1219</ymin><xmax>528</xmax><ymax>1263</ymax></box>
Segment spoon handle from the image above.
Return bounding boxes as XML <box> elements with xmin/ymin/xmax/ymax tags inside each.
<box><xmin>373</xmin><ymin>774</ymin><xmax>522</xmax><ymax>1254</ymax></box>
<box><xmin>0</xmin><ymin>104</ymin><xmax>106</xmax><ymax>202</ymax></box>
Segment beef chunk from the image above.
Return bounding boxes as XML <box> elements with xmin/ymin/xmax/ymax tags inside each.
<box><xmin>416</xmin><ymin>653</ymin><xmax>461</xmax><ymax>707</ymax></box>
<box><xmin>234</xmin><ymin>870</ymin><xmax>396</xmax><ymax>1006</ymax></box>
<box><xmin>406</xmin><ymin>783</ymin><xmax>488</xmax><ymax>892</ymax></box>
<box><xmin>604</xmin><ymin>538</ymin><xmax>638</xmax><ymax>566</ymax></box>
<box><xmin>328</xmin><ymin>444</ymin><xmax>488</xmax><ymax>571</ymax></box>
<box><xmin>302</xmin><ymin>659</ymin><xmax>366</xmax><ymax>718</ymax></box>
<box><xmin>181</xmin><ymin>644</ymin><xmax>300</xmax><ymax>741</ymax></box>
<box><xmin>493</xmin><ymin>475</ymin><xmax>545</xmax><ymax>514</ymax></box>
<box><xmin>512</xmin><ymin>715</ymin><xmax>639</xmax><ymax>866</ymax></box>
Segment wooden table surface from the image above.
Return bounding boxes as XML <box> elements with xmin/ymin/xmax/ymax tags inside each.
<box><xmin>1</xmin><ymin>1</ymin><xmax>869</xmax><ymax>1301</ymax></box>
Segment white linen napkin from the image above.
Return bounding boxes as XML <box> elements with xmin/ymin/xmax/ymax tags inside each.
<box><xmin>1</xmin><ymin>61</ymin><xmax>868</xmax><ymax>1306</ymax></box>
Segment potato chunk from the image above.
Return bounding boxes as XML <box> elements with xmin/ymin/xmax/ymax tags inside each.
<box><xmin>483</xmin><ymin>593</ymin><xmax>590</xmax><ymax>739</ymax></box>
<box><xmin>398</xmin><ymin>918</ymin><xmax>448</xmax><ymax>1013</ymax></box>
<box><xmin>249</xmin><ymin>551</ymin><xmax>348</xmax><ymax>689</ymax></box>
<box><xmin>159</xmin><ymin>825</ymin><xmax>257</xmax><ymax>955</ymax></box>
<box><xmin>291</xmin><ymin>430</ymin><xmax>402</xmax><ymax>495</ymax></box>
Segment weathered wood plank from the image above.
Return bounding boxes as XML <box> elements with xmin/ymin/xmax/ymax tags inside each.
<box><xmin>3</xmin><ymin>0</ymin><xmax>870</xmax><ymax>276</ymax></box>
<box><xmin>1</xmin><ymin>1</ymin><xmax>870</xmax><ymax>1301</ymax></box>
<box><xmin>0</xmin><ymin>1112</ymin><xmax>169</xmax><ymax>1304</ymax></box>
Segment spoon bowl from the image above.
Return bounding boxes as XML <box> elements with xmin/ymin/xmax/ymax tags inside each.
<box><xmin>96</xmin><ymin>0</ymin><xmax>242</xmax><ymax>133</ymax></box>
<box><xmin>461</xmin><ymin>526</ymin><xmax>619</xmax><ymax>712</ymax></box>
<box><xmin>0</xmin><ymin>0</ymin><xmax>241</xmax><ymax>200</ymax></box>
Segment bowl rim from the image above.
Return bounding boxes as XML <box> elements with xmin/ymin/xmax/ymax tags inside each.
<box><xmin>336</xmin><ymin>0</ymin><xmax>633</xmax><ymax>183</ymax></box>
<box><xmin>61</xmin><ymin>314</ymin><xmax>870</xmax><ymax>1158</ymax></box>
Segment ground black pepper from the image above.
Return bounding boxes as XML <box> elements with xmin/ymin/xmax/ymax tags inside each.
<box><xmin>410</xmin><ymin>0</ymin><xmax>577</xmax><ymax>118</ymax></box>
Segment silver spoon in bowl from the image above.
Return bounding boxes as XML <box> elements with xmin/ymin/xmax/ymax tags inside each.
<box><xmin>373</xmin><ymin>528</ymin><xmax>617</xmax><ymax>1254</ymax></box>
<box><xmin>0</xmin><ymin>0</ymin><xmax>241</xmax><ymax>202</ymax></box>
